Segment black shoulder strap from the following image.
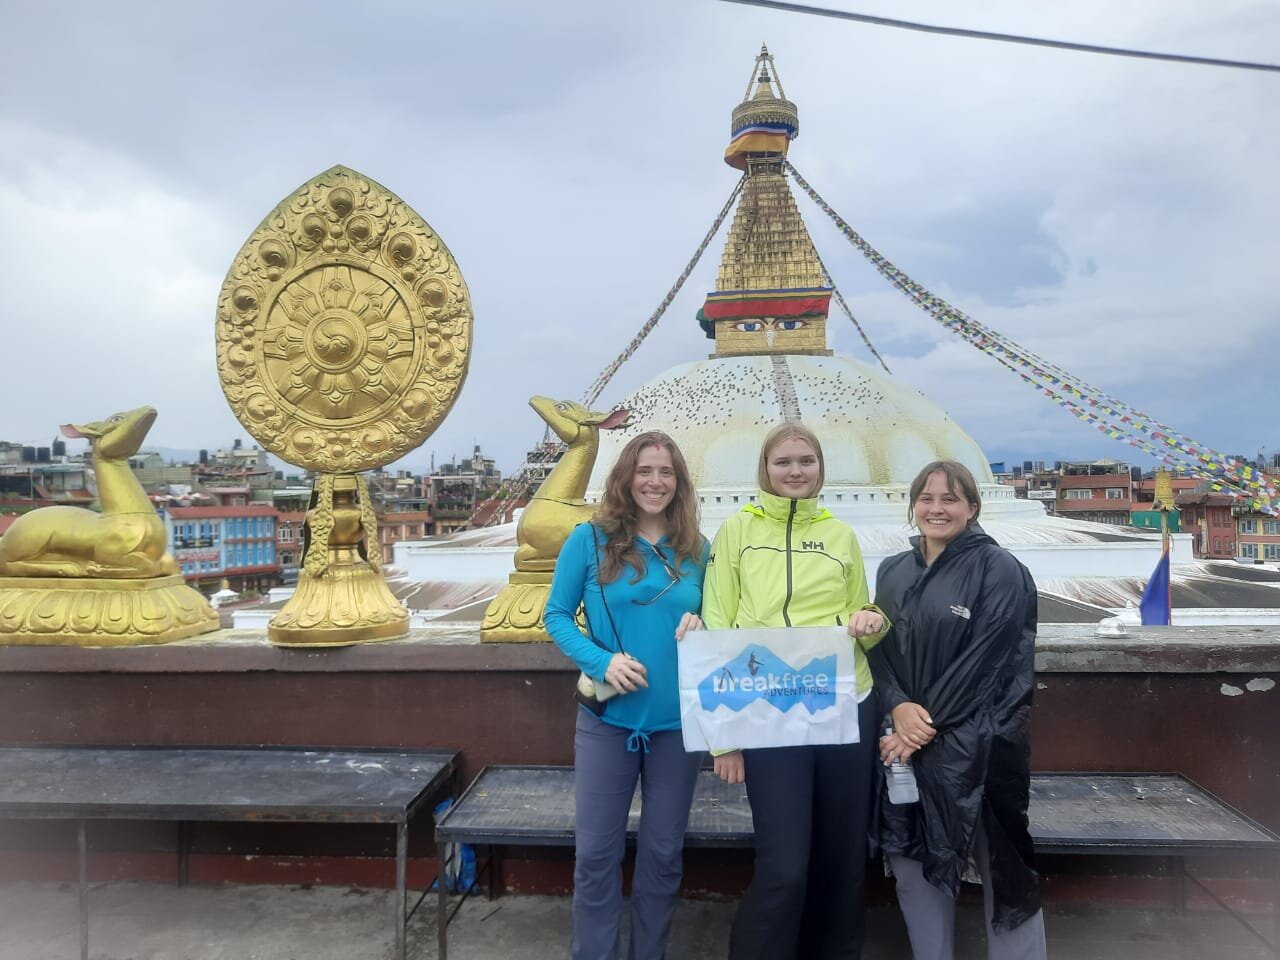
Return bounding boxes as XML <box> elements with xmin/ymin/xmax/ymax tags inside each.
<box><xmin>586</xmin><ymin>525</ymin><xmax>626</xmax><ymax>656</ymax></box>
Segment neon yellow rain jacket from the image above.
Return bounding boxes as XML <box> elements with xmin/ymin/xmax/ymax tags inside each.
<box><xmin>702</xmin><ymin>490</ymin><xmax>885</xmax><ymax>701</ymax></box>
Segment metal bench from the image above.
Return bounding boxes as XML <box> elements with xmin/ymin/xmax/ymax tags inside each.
<box><xmin>435</xmin><ymin>765</ymin><xmax>1280</xmax><ymax>960</ymax></box>
<box><xmin>0</xmin><ymin>745</ymin><xmax>458</xmax><ymax>960</ymax></box>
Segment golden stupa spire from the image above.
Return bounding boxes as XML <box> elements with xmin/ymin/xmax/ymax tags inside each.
<box><xmin>699</xmin><ymin>47</ymin><xmax>832</xmax><ymax>358</ymax></box>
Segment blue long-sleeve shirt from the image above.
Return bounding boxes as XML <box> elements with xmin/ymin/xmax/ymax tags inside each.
<box><xmin>545</xmin><ymin>522</ymin><xmax>708</xmax><ymax>738</ymax></box>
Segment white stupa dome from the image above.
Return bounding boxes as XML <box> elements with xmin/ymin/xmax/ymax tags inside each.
<box><xmin>588</xmin><ymin>353</ymin><xmax>993</xmax><ymax>494</ymax></box>
<box><xmin>582</xmin><ymin>351</ymin><xmax>1187</xmax><ymax>582</ymax></box>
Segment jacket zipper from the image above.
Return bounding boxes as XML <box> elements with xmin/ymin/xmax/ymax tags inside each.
<box><xmin>781</xmin><ymin>498</ymin><xmax>797</xmax><ymax>626</ymax></box>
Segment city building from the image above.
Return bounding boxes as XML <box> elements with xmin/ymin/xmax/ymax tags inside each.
<box><xmin>163</xmin><ymin>504</ymin><xmax>279</xmax><ymax>594</ymax></box>
<box><xmin>426</xmin><ymin>446</ymin><xmax>502</xmax><ymax>535</ymax></box>
<box><xmin>1176</xmin><ymin>492</ymin><xmax>1237</xmax><ymax>560</ymax></box>
<box><xmin>1236</xmin><ymin>507</ymin><xmax>1280</xmax><ymax>562</ymax></box>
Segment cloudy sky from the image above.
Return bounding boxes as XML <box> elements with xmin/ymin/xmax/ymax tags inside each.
<box><xmin>2</xmin><ymin>0</ymin><xmax>1276</xmax><ymax>476</ymax></box>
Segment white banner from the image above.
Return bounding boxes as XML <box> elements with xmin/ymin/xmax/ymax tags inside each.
<box><xmin>678</xmin><ymin>626</ymin><xmax>862</xmax><ymax>752</ymax></box>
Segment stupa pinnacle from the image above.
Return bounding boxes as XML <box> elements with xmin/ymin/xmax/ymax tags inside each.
<box><xmin>700</xmin><ymin>46</ymin><xmax>832</xmax><ymax>358</ymax></box>
<box><xmin>591</xmin><ymin>47</ymin><xmax>995</xmax><ymax>499</ymax></box>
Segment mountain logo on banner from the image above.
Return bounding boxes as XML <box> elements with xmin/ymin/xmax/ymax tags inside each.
<box><xmin>698</xmin><ymin>644</ymin><xmax>836</xmax><ymax>714</ymax></box>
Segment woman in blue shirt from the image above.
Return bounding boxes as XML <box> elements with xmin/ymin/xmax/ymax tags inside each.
<box><xmin>545</xmin><ymin>430</ymin><xmax>709</xmax><ymax>960</ymax></box>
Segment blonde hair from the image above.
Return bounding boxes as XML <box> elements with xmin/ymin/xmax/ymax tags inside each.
<box><xmin>757</xmin><ymin>422</ymin><xmax>825</xmax><ymax>496</ymax></box>
<box><xmin>594</xmin><ymin>431</ymin><xmax>705</xmax><ymax>583</ymax></box>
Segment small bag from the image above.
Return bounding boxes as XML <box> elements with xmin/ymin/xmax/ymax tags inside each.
<box><xmin>574</xmin><ymin>532</ymin><xmax>630</xmax><ymax>715</ymax></box>
<box><xmin>574</xmin><ymin>671</ymin><xmax>618</xmax><ymax>717</ymax></box>
<box><xmin>577</xmin><ymin>671</ymin><xmax>620</xmax><ymax>703</ymax></box>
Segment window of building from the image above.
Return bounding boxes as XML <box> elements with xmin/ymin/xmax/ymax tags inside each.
<box><xmin>280</xmin><ymin>526</ymin><xmax>293</xmax><ymax>542</ymax></box>
<box><xmin>1105</xmin><ymin>488</ymin><xmax>1126</xmax><ymax>499</ymax></box>
<box><xmin>1213</xmin><ymin>539</ymin><xmax>1221</xmax><ymax>553</ymax></box>
<box><xmin>1265</xmin><ymin>544</ymin><xmax>1280</xmax><ymax>561</ymax></box>
<box><xmin>1240</xmin><ymin>519</ymin><xmax>1258</xmax><ymax>535</ymax></box>
<box><xmin>1063</xmin><ymin>489</ymin><xmax>1092</xmax><ymax>500</ymax></box>
<box><xmin>1264</xmin><ymin>520</ymin><xmax>1280</xmax><ymax>535</ymax></box>
<box><xmin>1241</xmin><ymin>543</ymin><xmax>1258</xmax><ymax>559</ymax></box>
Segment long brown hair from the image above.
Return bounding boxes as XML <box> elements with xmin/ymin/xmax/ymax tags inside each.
<box><xmin>757</xmin><ymin>422</ymin><xmax>826</xmax><ymax>496</ymax></box>
<box><xmin>906</xmin><ymin>460</ymin><xmax>983</xmax><ymax>525</ymax></box>
<box><xmin>594</xmin><ymin>431</ymin><xmax>704</xmax><ymax>584</ymax></box>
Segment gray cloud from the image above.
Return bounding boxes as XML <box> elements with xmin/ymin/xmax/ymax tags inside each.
<box><xmin>1</xmin><ymin>0</ymin><xmax>1276</xmax><ymax>476</ymax></box>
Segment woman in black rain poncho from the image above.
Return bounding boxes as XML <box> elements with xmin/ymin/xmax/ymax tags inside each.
<box><xmin>866</xmin><ymin>460</ymin><xmax>1046</xmax><ymax>960</ymax></box>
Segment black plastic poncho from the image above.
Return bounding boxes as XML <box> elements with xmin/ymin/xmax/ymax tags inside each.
<box><xmin>868</xmin><ymin>524</ymin><xmax>1041</xmax><ymax>932</ymax></box>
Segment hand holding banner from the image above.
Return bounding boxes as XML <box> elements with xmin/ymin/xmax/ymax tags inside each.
<box><xmin>678</xmin><ymin>626</ymin><xmax>862</xmax><ymax>752</ymax></box>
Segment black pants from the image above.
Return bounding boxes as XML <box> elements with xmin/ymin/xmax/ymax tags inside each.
<box><xmin>729</xmin><ymin>695</ymin><xmax>876</xmax><ymax>960</ymax></box>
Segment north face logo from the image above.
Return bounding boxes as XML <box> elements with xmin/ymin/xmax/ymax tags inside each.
<box><xmin>801</xmin><ymin>540</ymin><xmax>824</xmax><ymax>551</ymax></box>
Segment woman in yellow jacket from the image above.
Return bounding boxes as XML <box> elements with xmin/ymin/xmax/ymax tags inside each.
<box><xmin>704</xmin><ymin>422</ymin><xmax>886</xmax><ymax>960</ymax></box>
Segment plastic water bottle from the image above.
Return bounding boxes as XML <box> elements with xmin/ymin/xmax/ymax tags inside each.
<box><xmin>884</xmin><ymin>724</ymin><xmax>919</xmax><ymax>805</ymax></box>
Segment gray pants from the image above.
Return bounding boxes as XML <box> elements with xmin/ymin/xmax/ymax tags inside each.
<box><xmin>888</xmin><ymin>822</ymin><xmax>1047</xmax><ymax>960</ymax></box>
<box><xmin>572</xmin><ymin>709</ymin><xmax>702</xmax><ymax>960</ymax></box>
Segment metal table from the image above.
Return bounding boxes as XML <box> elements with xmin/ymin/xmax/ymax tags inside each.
<box><xmin>1030</xmin><ymin>772</ymin><xmax>1280</xmax><ymax>956</ymax></box>
<box><xmin>436</xmin><ymin>766</ymin><xmax>1280</xmax><ymax>960</ymax></box>
<box><xmin>0</xmin><ymin>745</ymin><xmax>458</xmax><ymax>960</ymax></box>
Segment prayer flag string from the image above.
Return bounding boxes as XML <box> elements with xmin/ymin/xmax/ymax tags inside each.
<box><xmin>785</xmin><ymin>160</ymin><xmax>1277</xmax><ymax>516</ymax></box>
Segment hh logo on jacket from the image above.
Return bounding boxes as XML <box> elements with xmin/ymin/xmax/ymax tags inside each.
<box><xmin>950</xmin><ymin>604</ymin><xmax>971</xmax><ymax>620</ymax></box>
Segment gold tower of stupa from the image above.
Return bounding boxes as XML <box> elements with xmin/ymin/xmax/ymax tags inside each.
<box><xmin>699</xmin><ymin>45</ymin><xmax>832</xmax><ymax>359</ymax></box>
<box><xmin>589</xmin><ymin>46</ymin><xmax>993</xmax><ymax>493</ymax></box>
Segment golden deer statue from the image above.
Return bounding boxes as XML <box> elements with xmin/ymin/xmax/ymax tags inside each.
<box><xmin>0</xmin><ymin>406</ymin><xmax>178</xmax><ymax>578</ymax></box>
<box><xmin>0</xmin><ymin>405</ymin><xmax>217</xmax><ymax>645</ymax></box>
<box><xmin>481</xmin><ymin>395</ymin><xmax>629</xmax><ymax>642</ymax></box>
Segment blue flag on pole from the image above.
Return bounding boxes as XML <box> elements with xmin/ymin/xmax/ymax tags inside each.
<box><xmin>1139</xmin><ymin>544</ymin><xmax>1171</xmax><ymax>626</ymax></box>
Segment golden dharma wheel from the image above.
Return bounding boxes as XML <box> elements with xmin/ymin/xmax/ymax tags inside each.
<box><xmin>215</xmin><ymin>165</ymin><xmax>472</xmax><ymax>473</ymax></box>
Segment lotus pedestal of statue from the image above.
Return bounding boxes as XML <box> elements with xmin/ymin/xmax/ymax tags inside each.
<box><xmin>269</xmin><ymin>475</ymin><xmax>408</xmax><ymax>647</ymax></box>
<box><xmin>0</xmin><ymin>406</ymin><xmax>219</xmax><ymax>646</ymax></box>
<box><xmin>481</xmin><ymin>570</ymin><xmax>557</xmax><ymax>643</ymax></box>
<box><xmin>0</xmin><ymin>574</ymin><xmax>219</xmax><ymax>645</ymax></box>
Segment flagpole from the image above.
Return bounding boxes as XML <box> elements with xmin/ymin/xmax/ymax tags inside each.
<box><xmin>1156</xmin><ymin>469</ymin><xmax>1172</xmax><ymax>626</ymax></box>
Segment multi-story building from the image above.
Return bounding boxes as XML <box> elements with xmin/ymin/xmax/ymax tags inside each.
<box><xmin>1176</xmin><ymin>492</ymin><xmax>1237</xmax><ymax>559</ymax></box>
<box><xmin>163</xmin><ymin>504</ymin><xmax>279</xmax><ymax>593</ymax></box>
<box><xmin>1049</xmin><ymin>460</ymin><xmax>1135</xmax><ymax>526</ymax></box>
<box><xmin>1018</xmin><ymin>468</ymin><xmax>1059</xmax><ymax>515</ymax></box>
<box><xmin>1236</xmin><ymin>509</ymin><xmax>1280</xmax><ymax>563</ymax></box>
<box><xmin>274</xmin><ymin>510</ymin><xmax>306</xmax><ymax>584</ymax></box>
<box><xmin>426</xmin><ymin>446</ymin><xmax>503</xmax><ymax>535</ymax></box>
<box><xmin>270</xmin><ymin>487</ymin><xmax>311</xmax><ymax>584</ymax></box>
<box><xmin>128</xmin><ymin>452</ymin><xmax>196</xmax><ymax>489</ymax></box>
<box><xmin>374</xmin><ymin>502</ymin><xmax>432</xmax><ymax>564</ymax></box>
<box><xmin>364</xmin><ymin>470</ymin><xmax>433</xmax><ymax>564</ymax></box>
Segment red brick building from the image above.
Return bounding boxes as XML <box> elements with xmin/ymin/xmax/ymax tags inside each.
<box><xmin>1175</xmin><ymin>492</ymin><xmax>1237</xmax><ymax>559</ymax></box>
<box><xmin>1052</xmin><ymin>461</ymin><xmax>1134</xmax><ymax>526</ymax></box>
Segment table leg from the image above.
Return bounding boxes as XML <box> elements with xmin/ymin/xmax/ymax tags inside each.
<box><xmin>436</xmin><ymin>840</ymin><xmax>449</xmax><ymax>960</ymax></box>
<box><xmin>1172</xmin><ymin>857</ymin><xmax>1186</xmax><ymax>914</ymax></box>
<box><xmin>1272</xmin><ymin>853</ymin><xmax>1279</xmax><ymax>960</ymax></box>
<box><xmin>78</xmin><ymin>820</ymin><xmax>88</xmax><ymax>960</ymax></box>
<box><xmin>488</xmin><ymin>845</ymin><xmax>500</xmax><ymax>901</ymax></box>
<box><xmin>395</xmin><ymin>822</ymin><xmax>408</xmax><ymax>960</ymax></box>
<box><xmin>177</xmin><ymin>821</ymin><xmax>190</xmax><ymax>887</ymax></box>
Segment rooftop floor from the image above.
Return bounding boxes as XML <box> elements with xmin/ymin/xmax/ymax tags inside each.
<box><xmin>1</xmin><ymin>881</ymin><xmax>1273</xmax><ymax>959</ymax></box>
